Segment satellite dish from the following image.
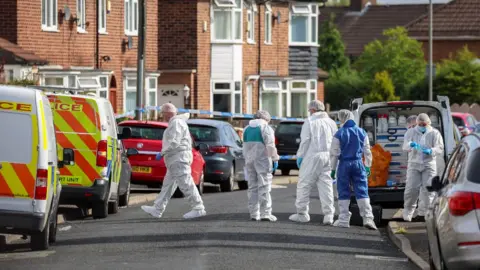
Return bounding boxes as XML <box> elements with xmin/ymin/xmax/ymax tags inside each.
<box><xmin>128</xmin><ymin>36</ymin><xmax>133</xmax><ymax>49</ymax></box>
<box><xmin>64</xmin><ymin>6</ymin><xmax>71</xmax><ymax>21</ymax></box>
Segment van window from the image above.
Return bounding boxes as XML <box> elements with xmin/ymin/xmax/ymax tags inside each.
<box><xmin>49</xmin><ymin>96</ymin><xmax>100</xmax><ymax>134</ymax></box>
<box><xmin>0</xmin><ymin>113</ymin><xmax>33</xmax><ymax>164</ymax></box>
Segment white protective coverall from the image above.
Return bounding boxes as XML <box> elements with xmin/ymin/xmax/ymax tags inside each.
<box><xmin>142</xmin><ymin>113</ymin><xmax>205</xmax><ymax>219</ymax></box>
<box><xmin>290</xmin><ymin>111</ymin><xmax>338</xmax><ymax>224</ymax></box>
<box><xmin>403</xmin><ymin>125</ymin><xmax>444</xmax><ymax>221</ymax></box>
<box><xmin>243</xmin><ymin>118</ymin><xmax>279</xmax><ymax>221</ymax></box>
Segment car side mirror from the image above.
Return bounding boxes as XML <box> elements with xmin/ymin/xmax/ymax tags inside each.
<box><xmin>59</xmin><ymin>148</ymin><xmax>75</xmax><ymax>168</ymax></box>
<box><xmin>427</xmin><ymin>176</ymin><xmax>443</xmax><ymax>192</ymax></box>
<box><xmin>126</xmin><ymin>148</ymin><xmax>139</xmax><ymax>157</ymax></box>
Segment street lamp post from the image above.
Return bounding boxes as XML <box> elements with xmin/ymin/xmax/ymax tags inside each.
<box><xmin>135</xmin><ymin>0</ymin><xmax>146</xmax><ymax>120</ymax></box>
<box><xmin>428</xmin><ymin>0</ymin><xmax>433</xmax><ymax>101</ymax></box>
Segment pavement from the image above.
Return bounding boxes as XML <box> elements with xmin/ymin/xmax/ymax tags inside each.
<box><xmin>0</xmin><ymin>181</ymin><xmax>416</xmax><ymax>270</ymax></box>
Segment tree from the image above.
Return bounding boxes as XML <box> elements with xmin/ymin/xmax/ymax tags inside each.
<box><xmin>318</xmin><ymin>13</ymin><xmax>349</xmax><ymax>73</ymax></box>
<box><xmin>325</xmin><ymin>69</ymin><xmax>369</xmax><ymax>110</ymax></box>
<box><xmin>364</xmin><ymin>71</ymin><xmax>399</xmax><ymax>103</ymax></box>
<box><xmin>434</xmin><ymin>46</ymin><xmax>480</xmax><ymax>104</ymax></box>
<box><xmin>354</xmin><ymin>27</ymin><xmax>425</xmax><ymax>99</ymax></box>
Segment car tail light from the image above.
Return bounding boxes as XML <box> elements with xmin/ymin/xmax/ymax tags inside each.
<box><xmin>275</xmin><ymin>137</ymin><xmax>278</xmax><ymax>145</ymax></box>
<box><xmin>449</xmin><ymin>191</ymin><xmax>480</xmax><ymax>216</ymax></box>
<box><xmin>96</xmin><ymin>140</ymin><xmax>108</xmax><ymax>167</ymax></box>
<box><xmin>209</xmin><ymin>146</ymin><xmax>228</xmax><ymax>154</ymax></box>
<box><xmin>34</xmin><ymin>169</ymin><xmax>48</xmax><ymax>200</ymax></box>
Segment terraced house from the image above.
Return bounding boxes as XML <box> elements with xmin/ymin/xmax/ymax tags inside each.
<box><xmin>0</xmin><ymin>0</ymin><xmax>325</xmax><ymax>118</ymax></box>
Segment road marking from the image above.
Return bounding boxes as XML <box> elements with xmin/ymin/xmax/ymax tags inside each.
<box><xmin>59</xmin><ymin>225</ymin><xmax>72</xmax><ymax>232</ymax></box>
<box><xmin>355</xmin><ymin>254</ymin><xmax>408</xmax><ymax>262</ymax></box>
<box><xmin>271</xmin><ymin>184</ymin><xmax>287</xmax><ymax>189</ymax></box>
<box><xmin>200</xmin><ymin>252</ymin><xmax>221</xmax><ymax>256</ymax></box>
<box><xmin>0</xmin><ymin>250</ymin><xmax>56</xmax><ymax>261</ymax></box>
<box><xmin>393</xmin><ymin>209</ymin><xmax>403</xmax><ymax>219</ymax></box>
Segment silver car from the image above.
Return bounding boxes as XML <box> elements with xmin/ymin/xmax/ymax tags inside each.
<box><xmin>426</xmin><ymin>133</ymin><xmax>480</xmax><ymax>269</ymax></box>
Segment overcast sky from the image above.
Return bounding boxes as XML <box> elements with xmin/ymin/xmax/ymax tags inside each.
<box><xmin>377</xmin><ymin>0</ymin><xmax>451</xmax><ymax>4</ymax></box>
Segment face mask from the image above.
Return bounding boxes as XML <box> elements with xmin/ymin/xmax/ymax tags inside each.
<box><xmin>418</xmin><ymin>126</ymin><xmax>427</xmax><ymax>133</ymax></box>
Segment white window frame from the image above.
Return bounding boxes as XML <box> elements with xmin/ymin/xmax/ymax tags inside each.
<box><xmin>124</xmin><ymin>77</ymin><xmax>137</xmax><ymax>113</ymax></box>
<box><xmin>41</xmin><ymin>0</ymin><xmax>58</xmax><ymax>31</ymax></box>
<box><xmin>211</xmin><ymin>81</ymin><xmax>242</xmax><ymax>113</ymax></box>
<box><xmin>265</xmin><ymin>3</ymin><xmax>272</xmax><ymax>44</ymax></box>
<box><xmin>289</xmin><ymin>3</ymin><xmax>318</xmax><ymax>46</ymax></box>
<box><xmin>211</xmin><ymin>0</ymin><xmax>243</xmax><ymax>43</ymax></box>
<box><xmin>124</xmin><ymin>0</ymin><xmax>139</xmax><ymax>36</ymax></box>
<box><xmin>262</xmin><ymin>79</ymin><xmax>281</xmax><ymax>91</ymax></box>
<box><xmin>99</xmin><ymin>0</ymin><xmax>107</xmax><ymax>34</ymax></box>
<box><xmin>260</xmin><ymin>79</ymin><xmax>282</xmax><ymax>117</ymax></box>
<box><xmin>247</xmin><ymin>4</ymin><xmax>257</xmax><ymax>44</ymax></box>
<box><xmin>98</xmin><ymin>76</ymin><xmax>109</xmax><ymax>99</ymax></box>
<box><xmin>77</xmin><ymin>77</ymin><xmax>101</xmax><ymax>88</ymax></box>
<box><xmin>77</xmin><ymin>0</ymin><xmax>87</xmax><ymax>33</ymax></box>
<box><xmin>146</xmin><ymin>77</ymin><xmax>158</xmax><ymax>107</ymax></box>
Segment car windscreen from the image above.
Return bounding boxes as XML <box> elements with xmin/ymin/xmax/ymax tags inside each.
<box><xmin>276</xmin><ymin>122</ymin><xmax>303</xmax><ymax>135</ymax></box>
<box><xmin>119</xmin><ymin>125</ymin><xmax>165</xmax><ymax>140</ymax></box>
<box><xmin>453</xmin><ymin>116</ymin><xmax>465</xmax><ymax>127</ymax></box>
<box><xmin>188</xmin><ymin>125</ymin><xmax>220</xmax><ymax>142</ymax></box>
<box><xmin>467</xmin><ymin>148</ymin><xmax>480</xmax><ymax>184</ymax></box>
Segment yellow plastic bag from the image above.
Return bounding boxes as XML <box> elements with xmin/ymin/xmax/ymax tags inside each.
<box><xmin>368</xmin><ymin>144</ymin><xmax>392</xmax><ymax>187</ymax></box>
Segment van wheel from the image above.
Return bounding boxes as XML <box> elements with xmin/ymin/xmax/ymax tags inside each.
<box><xmin>119</xmin><ymin>180</ymin><xmax>131</xmax><ymax>207</ymax></box>
<box><xmin>48</xmin><ymin>212</ymin><xmax>58</xmax><ymax>244</ymax></box>
<box><xmin>31</xmin><ymin>216</ymin><xmax>50</xmax><ymax>251</ymax></box>
<box><xmin>108</xmin><ymin>187</ymin><xmax>120</xmax><ymax>214</ymax></box>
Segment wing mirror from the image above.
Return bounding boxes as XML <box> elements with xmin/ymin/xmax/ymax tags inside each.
<box><xmin>426</xmin><ymin>176</ymin><xmax>443</xmax><ymax>192</ymax></box>
<box><xmin>58</xmin><ymin>148</ymin><xmax>75</xmax><ymax>168</ymax></box>
<box><xmin>126</xmin><ymin>148</ymin><xmax>139</xmax><ymax>157</ymax></box>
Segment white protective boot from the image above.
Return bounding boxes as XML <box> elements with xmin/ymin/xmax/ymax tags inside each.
<box><xmin>141</xmin><ymin>205</ymin><xmax>163</xmax><ymax>218</ymax></box>
<box><xmin>260</xmin><ymin>214</ymin><xmax>277</xmax><ymax>222</ymax></box>
<box><xmin>357</xmin><ymin>198</ymin><xmax>378</xmax><ymax>230</ymax></box>
<box><xmin>403</xmin><ymin>208</ymin><xmax>413</xmax><ymax>222</ymax></box>
<box><xmin>333</xmin><ymin>200</ymin><xmax>351</xmax><ymax>228</ymax></box>
<box><xmin>323</xmin><ymin>214</ymin><xmax>334</xmax><ymax>226</ymax></box>
<box><xmin>183</xmin><ymin>209</ymin><xmax>206</xmax><ymax>219</ymax></box>
<box><xmin>289</xmin><ymin>213</ymin><xmax>311</xmax><ymax>223</ymax></box>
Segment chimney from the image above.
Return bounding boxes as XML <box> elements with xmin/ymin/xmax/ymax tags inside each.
<box><xmin>350</xmin><ymin>0</ymin><xmax>376</xmax><ymax>11</ymax></box>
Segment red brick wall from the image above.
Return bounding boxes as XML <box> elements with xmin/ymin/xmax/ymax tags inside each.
<box><xmin>420</xmin><ymin>40</ymin><xmax>480</xmax><ymax>62</ymax></box>
<box><xmin>196</xmin><ymin>0</ymin><xmax>211</xmax><ymax>111</ymax></box>
<box><xmin>0</xmin><ymin>0</ymin><xmax>18</xmax><ymax>43</ymax></box>
<box><xmin>317</xmin><ymin>81</ymin><xmax>325</xmax><ymax>102</ymax></box>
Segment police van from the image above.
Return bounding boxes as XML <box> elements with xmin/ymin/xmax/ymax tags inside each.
<box><xmin>0</xmin><ymin>85</ymin><xmax>74</xmax><ymax>250</ymax></box>
<box><xmin>46</xmin><ymin>88</ymin><xmax>132</xmax><ymax>219</ymax></box>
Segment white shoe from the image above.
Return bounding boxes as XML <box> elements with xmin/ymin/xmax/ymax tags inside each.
<box><xmin>403</xmin><ymin>212</ymin><xmax>413</xmax><ymax>222</ymax></box>
<box><xmin>333</xmin><ymin>219</ymin><xmax>350</xmax><ymax>228</ymax></box>
<box><xmin>289</xmin><ymin>213</ymin><xmax>310</xmax><ymax>223</ymax></box>
<box><xmin>183</xmin><ymin>209</ymin><xmax>206</xmax><ymax>219</ymax></box>
<box><xmin>250</xmin><ymin>216</ymin><xmax>260</xmax><ymax>221</ymax></box>
<box><xmin>260</xmin><ymin>215</ymin><xmax>277</xmax><ymax>222</ymax></box>
<box><xmin>141</xmin><ymin>205</ymin><xmax>162</xmax><ymax>218</ymax></box>
<box><xmin>323</xmin><ymin>215</ymin><xmax>334</xmax><ymax>226</ymax></box>
<box><xmin>363</xmin><ymin>218</ymin><xmax>378</xmax><ymax>230</ymax></box>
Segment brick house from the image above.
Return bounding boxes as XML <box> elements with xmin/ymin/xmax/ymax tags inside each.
<box><xmin>158</xmin><ymin>0</ymin><xmax>325</xmax><ymax>118</ymax></box>
<box><xmin>407</xmin><ymin>0</ymin><xmax>480</xmax><ymax>62</ymax></box>
<box><xmin>0</xmin><ymin>0</ymin><xmax>160</xmax><ymax>113</ymax></box>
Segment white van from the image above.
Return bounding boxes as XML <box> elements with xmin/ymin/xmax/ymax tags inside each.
<box><xmin>351</xmin><ymin>96</ymin><xmax>461</xmax><ymax>209</ymax></box>
<box><xmin>0</xmin><ymin>85</ymin><xmax>74</xmax><ymax>250</ymax></box>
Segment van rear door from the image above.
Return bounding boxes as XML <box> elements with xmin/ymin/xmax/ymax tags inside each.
<box><xmin>437</xmin><ymin>96</ymin><xmax>455</xmax><ymax>158</ymax></box>
<box><xmin>48</xmin><ymin>95</ymin><xmax>102</xmax><ymax>188</ymax></box>
<box><xmin>0</xmin><ymin>94</ymin><xmax>38</xmax><ymax>213</ymax></box>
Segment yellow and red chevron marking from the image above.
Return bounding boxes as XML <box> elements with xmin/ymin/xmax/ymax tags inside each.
<box><xmin>48</xmin><ymin>95</ymin><xmax>102</xmax><ymax>187</ymax></box>
<box><xmin>0</xmin><ymin>116</ymin><xmax>38</xmax><ymax>198</ymax></box>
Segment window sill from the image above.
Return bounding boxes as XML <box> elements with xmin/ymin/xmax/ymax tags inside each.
<box><xmin>264</xmin><ymin>42</ymin><xmax>273</xmax><ymax>45</ymax></box>
<box><xmin>125</xmin><ymin>33</ymin><xmax>138</xmax><ymax>37</ymax></box>
<box><xmin>99</xmin><ymin>31</ymin><xmax>109</xmax><ymax>35</ymax></box>
<box><xmin>211</xmin><ymin>40</ymin><xmax>243</xmax><ymax>45</ymax></box>
<box><xmin>289</xmin><ymin>42</ymin><xmax>320</xmax><ymax>47</ymax></box>
<box><xmin>247</xmin><ymin>40</ymin><xmax>256</xmax><ymax>45</ymax></box>
<box><xmin>41</xmin><ymin>28</ymin><xmax>60</xmax><ymax>33</ymax></box>
<box><xmin>77</xmin><ymin>29</ymin><xmax>88</xmax><ymax>34</ymax></box>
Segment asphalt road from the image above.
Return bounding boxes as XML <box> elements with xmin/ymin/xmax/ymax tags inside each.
<box><xmin>0</xmin><ymin>184</ymin><xmax>414</xmax><ymax>270</ymax></box>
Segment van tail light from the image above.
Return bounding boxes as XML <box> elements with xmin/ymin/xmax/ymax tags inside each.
<box><xmin>34</xmin><ymin>169</ymin><xmax>48</xmax><ymax>200</ymax></box>
<box><xmin>449</xmin><ymin>191</ymin><xmax>480</xmax><ymax>216</ymax></box>
<box><xmin>96</xmin><ymin>140</ymin><xmax>108</xmax><ymax>167</ymax></box>
<box><xmin>209</xmin><ymin>146</ymin><xmax>228</xmax><ymax>154</ymax></box>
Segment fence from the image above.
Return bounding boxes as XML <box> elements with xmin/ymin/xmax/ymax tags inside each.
<box><xmin>451</xmin><ymin>103</ymin><xmax>480</xmax><ymax>120</ymax></box>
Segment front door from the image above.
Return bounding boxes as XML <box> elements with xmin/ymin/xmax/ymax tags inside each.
<box><xmin>246</xmin><ymin>84</ymin><xmax>253</xmax><ymax>114</ymax></box>
<box><xmin>158</xmin><ymin>85</ymin><xmax>184</xmax><ymax>109</ymax></box>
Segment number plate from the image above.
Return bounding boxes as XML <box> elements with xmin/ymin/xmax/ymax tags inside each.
<box><xmin>59</xmin><ymin>176</ymin><xmax>82</xmax><ymax>184</ymax></box>
<box><xmin>132</xmin><ymin>166</ymin><xmax>152</xmax><ymax>173</ymax></box>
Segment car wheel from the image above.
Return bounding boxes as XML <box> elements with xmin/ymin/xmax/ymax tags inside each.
<box><xmin>238</xmin><ymin>180</ymin><xmax>248</xmax><ymax>190</ymax></box>
<box><xmin>220</xmin><ymin>165</ymin><xmax>235</xmax><ymax>192</ymax></box>
<box><xmin>108</xmin><ymin>186</ymin><xmax>120</xmax><ymax>214</ymax></box>
<box><xmin>31</xmin><ymin>215</ymin><xmax>50</xmax><ymax>251</ymax></box>
<box><xmin>281</xmin><ymin>169</ymin><xmax>290</xmax><ymax>176</ymax></box>
<box><xmin>196</xmin><ymin>171</ymin><xmax>205</xmax><ymax>196</ymax></box>
<box><xmin>119</xmin><ymin>180</ymin><xmax>131</xmax><ymax>207</ymax></box>
<box><xmin>48</xmin><ymin>211</ymin><xmax>58</xmax><ymax>244</ymax></box>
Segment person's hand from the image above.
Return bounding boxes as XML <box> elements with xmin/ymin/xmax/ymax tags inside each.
<box><xmin>422</xmin><ymin>148</ymin><xmax>432</xmax><ymax>155</ymax></box>
<box><xmin>410</xmin><ymin>141</ymin><xmax>418</xmax><ymax>148</ymax></box>
<box><xmin>365</xmin><ymin>167</ymin><xmax>371</xmax><ymax>177</ymax></box>
<box><xmin>156</xmin><ymin>153</ymin><xmax>162</xmax><ymax>160</ymax></box>
<box><xmin>272</xmin><ymin>161</ymin><xmax>278</xmax><ymax>173</ymax></box>
<box><xmin>296</xmin><ymin>157</ymin><xmax>303</xmax><ymax>169</ymax></box>
<box><xmin>331</xmin><ymin>170</ymin><xmax>336</xmax><ymax>179</ymax></box>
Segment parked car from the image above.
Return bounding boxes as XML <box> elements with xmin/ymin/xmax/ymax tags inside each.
<box><xmin>118</xmin><ymin>120</ymin><xmax>205</xmax><ymax>195</ymax></box>
<box><xmin>187</xmin><ymin>119</ymin><xmax>246</xmax><ymax>191</ymax></box>
<box><xmin>452</xmin><ymin>112</ymin><xmax>477</xmax><ymax>137</ymax></box>
<box><xmin>425</xmin><ymin>133</ymin><xmax>480</xmax><ymax>270</ymax></box>
<box><xmin>275</xmin><ymin>120</ymin><xmax>304</xmax><ymax>176</ymax></box>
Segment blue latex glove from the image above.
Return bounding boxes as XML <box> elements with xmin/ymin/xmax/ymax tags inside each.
<box><xmin>365</xmin><ymin>167</ymin><xmax>371</xmax><ymax>177</ymax></box>
<box><xmin>296</xmin><ymin>157</ymin><xmax>303</xmax><ymax>169</ymax></box>
<box><xmin>409</xmin><ymin>142</ymin><xmax>418</xmax><ymax>148</ymax></box>
<box><xmin>272</xmin><ymin>161</ymin><xmax>278</xmax><ymax>173</ymax></box>
<box><xmin>330</xmin><ymin>170</ymin><xmax>336</xmax><ymax>179</ymax></box>
<box><xmin>422</xmin><ymin>148</ymin><xmax>432</xmax><ymax>155</ymax></box>
<box><xmin>156</xmin><ymin>153</ymin><xmax>162</xmax><ymax>160</ymax></box>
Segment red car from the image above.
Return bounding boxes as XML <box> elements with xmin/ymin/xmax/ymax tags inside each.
<box><xmin>452</xmin><ymin>112</ymin><xmax>478</xmax><ymax>137</ymax></box>
<box><xmin>118</xmin><ymin>120</ymin><xmax>205</xmax><ymax>195</ymax></box>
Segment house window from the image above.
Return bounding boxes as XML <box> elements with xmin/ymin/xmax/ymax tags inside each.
<box><xmin>125</xmin><ymin>0</ymin><xmax>138</xmax><ymax>36</ymax></box>
<box><xmin>247</xmin><ymin>3</ymin><xmax>257</xmax><ymax>43</ymax></box>
<box><xmin>260</xmin><ymin>79</ymin><xmax>281</xmax><ymax>117</ymax></box>
<box><xmin>44</xmin><ymin>77</ymin><xmax>65</xmax><ymax>87</ymax></box>
<box><xmin>265</xmin><ymin>3</ymin><xmax>272</xmax><ymax>44</ymax></box>
<box><xmin>41</xmin><ymin>0</ymin><xmax>58</xmax><ymax>31</ymax></box>
<box><xmin>146</xmin><ymin>77</ymin><xmax>157</xmax><ymax>107</ymax></box>
<box><xmin>290</xmin><ymin>80</ymin><xmax>316</xmax><ymax>117</ymax></box>
<box><xmin>212</xmin><ymin>81</ymin><xmax>242</xmax><ymax>113</ymax></box>
<box><xmin>78</xmin><ymin>77</ymin><xmax>100</xmax><ymax>88</ymax></box>
<box><xmin>289</xmin><ymin>3</ymin><xmax>318</xmax><ymax>45</ymax></box>
<box><xmin>212</xmin><ymin>0</ymin><xmax>242</xmax><ymax>42</ymax></box>
<box><xmin>125</xmin><ymin>78</ymin><xmax>137</xmax><ymax>112</ymax></box>
<box><xmin>99</xmin><ymin>0</ymin><xmax>107</xmax><ymax>33</ymax></box>
<box><xmin>77</xmin><ymin>0</ymin><xmax>86</xmax><ymax>32</ymax></box>
<box><xmin>99</xmin><ymin>76</ymin><xmax>109</xmax><ymax>98</ymax></box>
<box><xmin>6</xmin><ymin>70</ymin><xmax>14</xmax><ymax>82</ymax></box>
